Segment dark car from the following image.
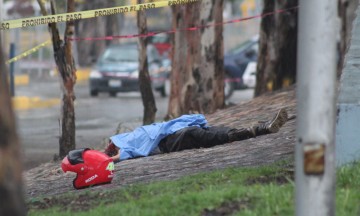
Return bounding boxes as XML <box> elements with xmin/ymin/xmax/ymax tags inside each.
<box><xmin>89</xmin><ymin>43</ymin><xmax>169</xmax><ymax>97</ymax></box>
<box><xmin>224</xmin><ymin>35</ymin><xmax>259</xmax><ymax>98</ymax></box>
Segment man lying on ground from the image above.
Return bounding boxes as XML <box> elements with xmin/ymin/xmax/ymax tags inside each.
<box><xmin>105</xmin><ymin>108</ymin><xmax>288</xmax><ymax>162</ymax></box>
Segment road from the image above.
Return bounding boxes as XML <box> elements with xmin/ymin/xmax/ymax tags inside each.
<box><xmin>15</xmin><ymin>78</ymin><xmax>254</xmax><ymax>170</ymax></box>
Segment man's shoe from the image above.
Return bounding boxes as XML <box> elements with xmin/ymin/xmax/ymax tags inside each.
<box><xmin>265</xmin><ymin>108</ymin><xmax>288</xmax><ymax>133</ymax></box>
<box><xmin>256</xmin><ymin>108</ymin><xmax>288</xmax><ymax>135</ymax></box>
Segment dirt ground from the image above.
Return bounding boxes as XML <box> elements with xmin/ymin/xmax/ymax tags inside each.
<box><xmin>24</xmin><ymin>86</ymin><xmax>296</xmax><ymax>203</ymax></box>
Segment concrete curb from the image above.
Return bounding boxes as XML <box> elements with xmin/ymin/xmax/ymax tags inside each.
<box><xmin>336</xmin><ymin>5</ymin><xmax>360</xmax><ymax>166</ymax></box>
<box><xmin>12</xmin><ymin>96</ymin><xmax>60</xmax><ymax>110</ymax></box>
<box><xmin>76</xmin><ymin>68</ymin><xmax>90</xmax><ymax>82</ymax></box>
<box><xmin>14</xmin><ymin>67</ymin><xmax>90</xmax><ymax>87</ymax></box>
<box><xmin>13</xmin><ymin>68</ymin><xmax>90</xmax><ymax>110</ymax></box>
<box><xmin>15</xmin><ymin>74</ymin><xmax>30</xmax><ymax>86</ymax></box>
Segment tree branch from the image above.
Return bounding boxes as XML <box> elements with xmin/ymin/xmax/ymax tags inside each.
<box><xmin>37</xmin><ymin>0</ymin><xmax>61</xmax><ymax>50</ymax></box>
<box><xmin>64</xmin><ymin>0</ymin><xmax>75</xmax><ymax>64</ymax></box>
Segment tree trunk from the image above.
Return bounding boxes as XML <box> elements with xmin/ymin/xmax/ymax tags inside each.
<box><xmin>166</xmin><ymin>5</ymin><xmax>192</xmax><ymax>118</ymax></box>
<box><xmin>38</xmin><ymin>0</ymin><xmax>77</xmax><ymax>158</ymax></box>
<box><xmin>196</xmin><ymin>0</ymin><xmax>224</xmax><ymax>112</ymax></box>
<box><xmin>338</xmin><ymin>0</ymin><xmax>358</xmax><ymax>77</ymax></box>
<box><xmin>59</xmin><ymin>0</ymin><xmax>77</xmax><ymax>158</ymax></box>
<box><xmin>167</xmin><ymin>0</ymin><xmax>224</xmax><ymax>118</ymax></box>
<box><xmin>75</xmin><ymin>0</ymin><xmax>119</xmax><ymax>66</ymax></box>
<box><xmin>137</xmin><ymin>0</ymin><xmax>157</xmax><ymax>125</ymax></box>
<box><xmin>0</xmin><ymin>35</ymin><xmax>26</xmax><ymax>216</ymax></box>
<box><xmin>255</xmin><ymin>0</ymin><xmax>298</xmax><ymax>97</ymax></box>
<box><xmin>187</xmin><ymin>0</ymin><xmax>225</xmax><ymax>113</ymax></box>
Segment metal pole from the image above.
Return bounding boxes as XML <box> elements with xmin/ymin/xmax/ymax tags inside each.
<box><xmin>0</xmin><ymin>0</ymin><xmax>4</xmax><ymax>48</ymax></box>
<box><xmin>14</xmin><ymin>28</ymin><xmax>20</xmax><ymax>77</ymax></box>
<box><xmin>0</xmin><ymin>0</ymin><xmax>3</xmax><ymax>21</ymax></box>
<box><xmin>9</xmin><ymin>43</ymin><xmax>15</xmax><ymax>96</ymax></box>
<box><xmin>296</xmin><ymin>0</ymin><xmax>337</xmax><ymax>215</ymax></box>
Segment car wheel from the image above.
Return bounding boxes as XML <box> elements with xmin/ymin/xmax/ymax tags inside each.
<box><xmin>90</xmin><ymin>90</ymin><xmax>98</xmax><ymax>97</ymax></box>
<box><xmin>109</xmin><ymin>92</ymin><xmax>117</xmax><ymax>97</ymax></box>
<box><xmin>158</xmin><ymin>86</ymin><xmax>167</xmax><ymax>98</ymax></box>
<box><xmin>224</xmin><ymin>74</ymin><xmax>235</xmax><ymax>100</ymax></box>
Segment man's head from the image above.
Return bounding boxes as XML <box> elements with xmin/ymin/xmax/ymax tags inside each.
<box><xmin>104</xmin><ymin>141</ymin><xmax>119</xmax><ymax>157</ymax></box>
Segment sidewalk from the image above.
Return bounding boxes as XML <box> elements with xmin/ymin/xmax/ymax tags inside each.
<box><xmin>336</xmin><ymin>5</ymin><xmax>360</xmax><ymax>165</ymax></box>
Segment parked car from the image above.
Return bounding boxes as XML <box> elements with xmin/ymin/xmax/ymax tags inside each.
<box><xmin>89</xmin><ymin>43</ymin><xmax>170</xmax><ymax>97</ymax></box>
<box><xmin>242</xmin><ymin>61</ymin><xmax>257</xmax><ymax>88</ymax></box>
<box><xmin>148</xmin><ymin>33</ymin><xmax>259</xmax><ymax>99</ymax></box>
<box><xmin>224</xmin><ymin>35</ymin><xmax>259</xmax><ymax>98</ymax></box>
<box><xmin>149</xmin><ymin>32</ymin><xmax>172</xmax><ymax>58</ymax></box>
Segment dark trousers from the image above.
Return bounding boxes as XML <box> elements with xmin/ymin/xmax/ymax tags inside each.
<box><xmin>158</xmin><ymin>126</ymin><xmax>233</xmax><ymax>153</ymax></box>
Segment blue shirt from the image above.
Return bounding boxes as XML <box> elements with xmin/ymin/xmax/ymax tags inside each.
<box><xmin>110</xmin><ymin>114</ymin><xmax>208</xmax><ymax>161</ymax></box>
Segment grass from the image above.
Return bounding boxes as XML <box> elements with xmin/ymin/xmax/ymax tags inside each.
<box><xmin>28</xmin><ymin>160</ymin><xmax>360</xmax><ymax>216</ymax></box>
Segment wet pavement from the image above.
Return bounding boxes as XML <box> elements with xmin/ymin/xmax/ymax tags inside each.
<box><xmin>15</xmin><ymin>77</ymin><xmax>254</xmax><ymax>170</ymax></box>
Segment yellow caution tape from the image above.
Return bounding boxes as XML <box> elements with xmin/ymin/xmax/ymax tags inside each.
<box><xmin>0</xmin><ymin>0</ymin><xmax>199</xmax><ymax>31</ymax></box>
<box><xmin>5</xmin><ymin>40</ymin><xmax>51</xmax><ymax>64</ymax></box>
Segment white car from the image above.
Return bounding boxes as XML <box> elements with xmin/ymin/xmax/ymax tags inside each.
<box><xmin>243</xmin><ymin>62</ymin><xmax>257</xmax><ymax>88</ymax></box>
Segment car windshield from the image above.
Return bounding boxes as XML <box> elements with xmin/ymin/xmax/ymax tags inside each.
<box><xmin>150</xmin><ymin>34</ymin><xmax>169</xmax><ymax>43</ymax></box>
<box><xmin>228</xmin><ymin>40</ymin><xmax>253</xmax><ymax>55</ymax></box>
<box><xmin>100</xmin><ymin>46</ymin><xmax>139</xmax><ymax>63</ymax></box>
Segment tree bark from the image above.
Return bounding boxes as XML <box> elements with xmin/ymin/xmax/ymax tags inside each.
<box><xmin>196</xmin><ymin>0</ymin><xmax>224</xmax><ymax>113</ymax></box>
<box><xmin>255</xmin><ymin>0</ymin><xmax>298</xmax><ymax>97</ymax></box>
<box><xmin>137</xmin><ymin>0</ymin><xmax>157</xmax><ymax>125</ymax></box>
<box><xmin>0</xmin><ymin>35</ymin><xmax>26</xmax><ymax>216</ymax></box>
<box><xmin>167</xmin><ymin>0</ymin><xmax>224</xmax><ymax>118</ymax></box>
<box><xmin>38</xmin><ymin>0</ymin><xmax>77</xmax><ymax>158</ymax></box>
<box><xmin>75</xmin><ymin>0</ymin><xmax>119</xmax><ymax>66</ymax></box>
<box><xmin>166</xmin><ymin>4</ymin><xmax>191</xmax><ymax>118</ymax></box>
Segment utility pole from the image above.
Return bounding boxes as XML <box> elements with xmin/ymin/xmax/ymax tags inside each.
<box><xmin>0</xmin><ymin>0</ymin><xmax>3</xmax><ymax>23</ymax></box>
<box><xmin>0</xmin><ymin>0</ymin><xmax>4</xmax><ymax>48</ymax></box>
<box><xmin>296</xmin><ymin>0</ymin><xmax>337</xmax><ymax>216</ymax></box>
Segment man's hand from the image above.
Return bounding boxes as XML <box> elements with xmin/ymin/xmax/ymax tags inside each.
<box><xmin>111</xmin><ymin>152</ymin><xmax>120</xmax><ymax>162</ymax></box>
